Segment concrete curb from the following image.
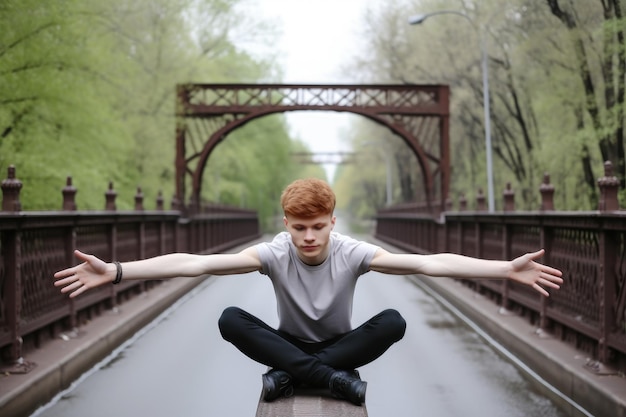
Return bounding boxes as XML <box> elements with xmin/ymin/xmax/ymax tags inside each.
<box><xmin>412</xmin><ymin>275</ymin><xmax>626</xmax><ymax>417</ymax></box>
<box><xmin>0</xmin><ymin>277</ymin><xmax>209</xmax><ymax>417</ymax></box>
<box><xmin>366</xmin><ymin>235</ymin><xmax>626</xmax><ymax>417</ymax></box>
<box><xmin>1</xmin><ymin>238</ymin><xmax>266</xmax><ymax>417</ymax></box>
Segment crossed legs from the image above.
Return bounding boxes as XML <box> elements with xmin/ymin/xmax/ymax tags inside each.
<box><xmin>218</xmin><ymin>306</ymin><xmax>406</xmax><ymax>393</ymax></box>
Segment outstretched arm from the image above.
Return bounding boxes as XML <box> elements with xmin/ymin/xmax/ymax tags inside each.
<box><xmin>54</xmin><ymin>246</ymin><xmax>262</xmax><ymax>298</ymax></box>
<box><xmin>369</xmin><ymin>249</ymin><xmax>563</xmax><ymax>297</ymax></box>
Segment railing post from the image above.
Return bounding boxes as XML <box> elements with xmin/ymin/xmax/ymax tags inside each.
<box><xmin>456</xmin><ymin>219</ymin><xmax>463</xmax><ymax>255</ymax></box>
<box><xmin>503</xmin><ymin>183</ymin><xmax>515</xmax><ymax>212</ymax></box>
<box><xmin>538</xmin><ymin>173</ymin><xmax>554</xmax><ymax>330</ymax></box>
<box><xmin>134</xmin><ymin>186</ymin><xmax>144</xmax><ymax>211</ymax></box>
<box><xmin>156</xmin><ymin>190</ymin><xmax>164</xmax><ymax>211</ymax></box>
<box><xmin>539</xmin><ymin>173</ymin><xmax>555</xmax><ymax>211</ymax></box>
<box><xmin>501</xmin><ymin>223</ymin><xmax>512</xmax><ymax>311</ymax></box>
<box><xmin>62</xmin><ymin>176</ymin><xmax>77</xmax><ymax>211</ymax></box>
<box><xmin>459</xmin><ymin>193</ymin><xmax>467</xmax><ymax>211</ymax></box>
<box><xmin>2</xmin><ymin>230</ymin><xmax>22</xmax><ymax>364</ymax></box>
<box><xmin>443</xmin><ymin>214</ymin><xmax>451</xmax><ymax>253</ymax></box>
<box><xmin>159</xmin><ymin>218</ymin><xmax>166</xmax><ymax>255</ymax></box>
<box><xmin>109</xmin><ymin>221</ymin><xmax>118</xmax><ymax>308</ymax></box>
<box><xmin>105</xmin><ymin>181</ymin><xmax>117</xmax><ymax>211</ymax></box>
<box><xmin>138</xmin><ymin>205</ymin><xmax>146</xmax><ymax>292</ymax></box>
<box><xmin>2</xmin><ymin>165</ymin><xmax>22</xmax><ymax>212</ymax></box>
<box><xmin>476</xmin><ymin>188</ymin><xmax>487</xmax><ymax>211</ymax></box>
<box><xmin>598</xmin><ymin>227</ymin><xmax>618</xmax><ymax>364</ymax></box>
<box><xmin>65</xmin><ymin>224</ymin><xmax>78</xmax><ymax>330</ymax></box>
<box><xmin>475</xmin><ymin>218</ymin><xmax>483</xmax><ymax>258</ymax></box>
<box><xmin>597</xmin><ymin>161</ymin><xmax>620</xmax><ymax>211</ymax></box>
<box><xmin>539</xmin><ymin>223</ymin><xmax>553</xmax><ymax>331</ymax></box>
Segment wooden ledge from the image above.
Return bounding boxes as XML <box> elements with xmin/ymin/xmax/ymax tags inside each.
<box><xmin>255</xmin><ymin>388</ymin><xmax>368</xmax><ymax>417</ymax></box>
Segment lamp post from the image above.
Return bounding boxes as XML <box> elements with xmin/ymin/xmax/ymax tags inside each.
<box><xmin>409</xmin><ymin>11</ymin><xmax>495</xmax><ymax>212</ymax></box>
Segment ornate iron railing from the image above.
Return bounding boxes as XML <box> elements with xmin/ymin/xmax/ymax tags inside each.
<box><xmin>0</xmin><ymin>167</ymin><xmax>260</xmax><ymax>369</ymax></box>
<box><xmin>375</xmin><ymin>164</ymin><xmax>626</xmax><ymax>373</ymax></box>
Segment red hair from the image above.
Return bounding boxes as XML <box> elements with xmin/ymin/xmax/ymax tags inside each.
<box><xmin>281</xmin><ymin>178</ymin><xmax>336</xmax><ymax>218</ymax></box>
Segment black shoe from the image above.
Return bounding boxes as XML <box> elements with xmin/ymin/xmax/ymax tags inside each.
<box><xmin>262</xmin><ymin>369</ymin><xmax>294</xmax><ymax>402</ymax></box>
<box><xmin>348</xmin><ymin>369</ymin><xmax>361</xmax><ymax>380</ymax></box>
<box><xmin>329</xmin><ymin>370</ymin><xmax>367</xmax><ymax>406</ymax></box>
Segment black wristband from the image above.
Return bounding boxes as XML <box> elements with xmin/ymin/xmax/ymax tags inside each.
<box><xmin>113</xmin><ymin>261</ymin><xmax>123</xmax><ymax>284</ymax></box>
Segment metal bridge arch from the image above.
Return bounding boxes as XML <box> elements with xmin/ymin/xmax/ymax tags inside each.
<box><xmin>175</xmin><ymin>83</ymin><xmax>450</xmax><ymax>213</ymax></box>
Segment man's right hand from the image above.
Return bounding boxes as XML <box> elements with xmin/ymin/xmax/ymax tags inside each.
<box><xmin>54</xmin><ymin>250</ymin><xmax>115</xmax><ymax>298</ymax></box>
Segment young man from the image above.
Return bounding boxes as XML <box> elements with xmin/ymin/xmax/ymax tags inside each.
<box><xmin>54</xmin><ymin>178</ymin><xmax>563</xmax><ymax>406</ymax></box>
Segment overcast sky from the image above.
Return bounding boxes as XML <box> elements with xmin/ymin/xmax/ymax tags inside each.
<box><xmin>245</xmin><ymin>0</ymin><xmax>377</xmax><ymax>181</ymax></box>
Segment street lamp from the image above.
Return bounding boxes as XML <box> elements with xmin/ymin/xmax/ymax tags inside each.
<box><xmin>409</xmin><ymin>11</ymin><xmax>495</xmax><ymax>212</ymax></box>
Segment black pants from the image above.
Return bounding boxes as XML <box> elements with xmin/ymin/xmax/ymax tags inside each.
<box><xmin>218</xmin><ymin>306</ymin><xmax>406</xmax><ymax>388</ymax></box>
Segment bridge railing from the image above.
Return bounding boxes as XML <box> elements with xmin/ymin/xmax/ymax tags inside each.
<box><xmin>375</xmin><ymin>162</ymin><xmax>626</xmax><ymax>374</ymax></box>
<box><xmin>0</xmin><ymin>166</ymin><xmax>260</xmax><ymax>370</ymax></box>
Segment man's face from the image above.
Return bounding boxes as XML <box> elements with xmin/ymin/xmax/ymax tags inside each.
<box><xmin>284</xmin><ymin>213</ymin><xmax>336</xmax><ymax>265</ymax></box>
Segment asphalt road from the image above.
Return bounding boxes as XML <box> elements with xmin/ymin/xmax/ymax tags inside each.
<box><xmin>29</xmin><ymin>266</ymin><xmax>569</xmax><ymax>417</ymax></box>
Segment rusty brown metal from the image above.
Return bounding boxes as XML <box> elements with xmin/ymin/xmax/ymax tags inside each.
<box><xmin>539</xmin><ymin>173</ymin><xmax>555</xmax><ymax>211</ymax></box>
<box><xmin>105</xmin><ymin>181</ymin><xmax>117</xmax><ymax>211</ymax></box>
<box><xmin>1</xmin><ymin>165</ymin><xmax>22</xmax><ymax>212</ymax></box>
<box><xmin>374</xmin><ymin>160</ymin><xmax>626</xmax><ymax>373</ymax></box>
<box><xmin>598</xmin><ymin>161</ymin><xmax>620</xmax><ymax>211</ymax></box>
<box><xmin>134</xmin><ymin>187</ymin><xmax>144</xmax><ymax>211</ymax></box>
<box><xmin>503</xmin><ymin>183</ymin><xmax>515</xmax><ymax>212</ymax></box>
<box><xmin>175</xmin><ymin>83</ymin><xmax>450</xmax><ymax>214</ymax></box>
<box><xmin>62</xmin><ymin>176</ymin><xmax>77</xmax><ymax>211</ymax></box>
<box><xmin>0</xmin><ymin>168</ymin><xmax>261</xmax><ymax>369</ymax></box>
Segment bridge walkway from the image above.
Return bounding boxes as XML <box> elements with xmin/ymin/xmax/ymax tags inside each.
<box><xmin>1</xmin><ymin>236</ymin><xmax>624</xmax><ymax>417</ymax></box>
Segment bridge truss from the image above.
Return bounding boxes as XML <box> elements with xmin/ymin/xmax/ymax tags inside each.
<box><xmin>175</xmin><ymin>83</ymin><xmax>450</xmax><ymax>213</ymax></box>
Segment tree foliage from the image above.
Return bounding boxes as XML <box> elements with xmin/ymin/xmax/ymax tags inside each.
<box><xmin>335</xmin><ymin>0</ymin><xmax>626</xmax><ymax>212</ymax></box>
<box><xmin>0</xmin><ymin>0</ymin><xmax>317</xmax><ymax>229</ymax></box>
<box><xmin>7</xmin><ymin>0</ymin><xmax>622</xmax><ymax>223</ymax></box>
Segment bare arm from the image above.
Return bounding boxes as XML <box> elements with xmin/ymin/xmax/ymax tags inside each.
<box><xmin>54</xmin><ymin>246</ymin><xmax>262</xmax><ymax>298</ymax></box>
<box><xmin>369</xmin><ymin>248</ymin><xmax>563</xmax><ymax>297</ymax></box>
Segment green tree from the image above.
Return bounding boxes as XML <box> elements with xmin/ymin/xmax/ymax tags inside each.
<box><xmin>0</xmin><ymin>0</ymin><xmax>137</xmax><ymax>208</ymax></box>
<box><xmin>541</xmin><ymin>0</ymin><xmax>626</xmax><ymax>206</ymax></box>
<box><xmin>340</xmin><ymin>0</ymin><xmax>626</xmax><ymax>211</ymax></box>
<box><xmin>0</xmin><ymin>0</ymin><xmax>304</xmax><ymax>219</ymax></box>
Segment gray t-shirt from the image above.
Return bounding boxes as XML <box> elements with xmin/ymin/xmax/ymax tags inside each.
<box><xmin>255</xmin><ymin>231</ymin><xmax>379</xmax><ymax>342</ymax></box>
